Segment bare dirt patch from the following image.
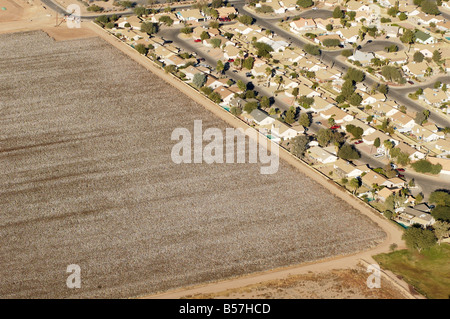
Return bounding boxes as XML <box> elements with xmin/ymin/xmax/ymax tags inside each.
<box><xmin>0</xmin><ymin>0</ymin><xmax>24</xmax><ymax>22</ymax></box>
<box><xmin>42</xmin><ymin>25</ymin><xmax>96</xmax><ymax>41</ymax></box>
<box><xmin>185</xmin><ymin>265</ymin><xmax>407</xmax><ymax>299</ymax></box>
<box><xmin>0</xmin><ymin>31</ymin><xmax>385</xmax><ymax>298</ymax></box>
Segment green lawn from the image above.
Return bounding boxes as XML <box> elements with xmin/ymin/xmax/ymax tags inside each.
<box><xmin>373</xmin><ymin>244</ymin><xmax>450</xmax><ymax>299</ymax></box>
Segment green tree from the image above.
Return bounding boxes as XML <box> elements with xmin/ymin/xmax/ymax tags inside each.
<box><xmin>134</xmin><ymin>6</ymin><xmax>146</xmax><ymax>17</ymax></box>
<box><xmin>230</xmin><ymin>106</ymin><xmax>242</xmax><ymax>117</ymax></box>
<box><xmin>317</xmin><ymin>128</ymin><xmax>332</xmax><ymax>147</ymax></box>
<box><xmin>193</xmin><ymin>73</ymin><xmax>207</xmax><ymax>88</ymax></box>
<box><xmin>374</xmin><ymin>137</ymin><xmax>381</xmax><ymax>149</ymax></box>
<box><xmin>402</xmin><ymin>226</ymin><xmax>437</xmax><ymax>253</ymax></box>
<box><xmin>429</xmin><ymin>191</ymin><xmax>450</xmax><ymax>207</ymax></box>
<box><xmin>431</xmin><ymin>206</ymin><xmax>450</xmax><ymax>222</ymax></box>
<box><xmin>210</xmin><ymin>38</ymin><xmax>222</xmax><ymax>48</ymax></box>
<box><xmin>344</xmin><ymin>68</ymin><xmax>365</xmax><ymax>83</ymax></box>
<box><xmin>284</xmin><ymin>106</ymin><xmax>296</xmax><ymax>124</ymax></box>
<box><xmin>349</xmin><ymin>92</ymin><xmax>363</xmax><ymax>106</ymax></box>
<box><xmin>338</xmin><ymin>143</ymin><xmax>360</xmax><ymax>160</ymax></box>
<box><xmin>399</xmin><ymin>12</ymin><xmax>408</xmax><ymax>20</ymax></box>
<box><xmin>298</xmin><ymin>112</ymin><xmax>311</xmax><ymax>128</ymax></box>
<box><xmin>141</xmin><ymin>22</ymin><xmax>158</xmax><ymax>35</ymax></box>
<box><xmin>349</xmin><ymin>178</ymin><xmax>361</xmax><ymax>194</ymax></box>
<box><xmin>400</xmin><ymin>29</ymin><xmax>415</xmax><ymax>45</ymax></box>
<box><xmin>135</xmin><ymin>43</ymin><xmax>148</xmax><ymax>55</ymax></box>
<box><xmin>159</xmin><ymin>15</ymin><xmax>174</xmax><ymax>26</ymax></box>
<box><xmin>303</xmin><ymin>44</ymin><xmax>321</xmax><ymax>56</ymax></box>
<box><xmin>432</xmin><ymin>49</ymin><xmax>442</xmax><ymax>63</ymax></box>
<box><xmin>200</xmin><ymin>31</ymin><xmax>210</xmax><ymax>41</ymax></box>
<box><xmin>413</xmin><ymin>51</ymin><xmax>424</xmax><ymax>62</ymax></box>
<box><xmin>297</xmin><ymin>0</ymin><xmax>314</xmax><ymax>8</ymax></box>
<box><xmin>420</xmin><ymin>0</ymin><xmax>440</xmax><ymax>15</ymax></box>
<box><xmin>238</xmin><ymin>15</ymin><xmax>254</xmax><ymax>25</ymax></box>
<box><xmin>290</xmin><ymin>135</ymin><xmax>310</xmax><ymax>157</ymax></box>
<box><xmin>260</xmin><ymin>96</ymin><xmax>271</xmax><ymax>109</ymax></box>
<box><xmin>253</xmin><ymin>42</ymin><xmax>274</xmax><ymax>58</ymax></box>
<box><xmin>242</xmin><ymin>57</ymin><xmax>255</xmax><ymax>70</ymax></box>
<box><xmin>209</xmin><ymin>91</ymin><xmax>222</xmax><ymax>103</ymax></box>
<box><xmin>237</xmin><ymin>80</ymin><xmax>247</xmax><ymax>92</ymax></box>
<box><xmin>244</xmin><ymin>101</ymin><xmax>258</xmax><ymax>113</ymax></box>
<box><xmin>332</xmin><ymin>6</ymin><xmax>344</xmax><ymax>18</ymax></box>
<box><xmin>216</xmin><ymin>60</ymin><xmax>225</xmax><ymax>74</ymax></box>
<box><xmin>433</xmin><ymin>221</ymin><xmax>450</xmax><ymax>245</ymax></box>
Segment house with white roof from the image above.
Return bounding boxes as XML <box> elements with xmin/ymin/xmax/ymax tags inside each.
<box><xmin>308</xmin><ymin>146</ymin><xmax>338</xmax><ymax>164</ymax></box>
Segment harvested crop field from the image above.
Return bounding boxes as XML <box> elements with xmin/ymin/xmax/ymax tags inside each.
<box><xmin>0</xmin><ymin>31</ymin><xmax>385</xmax><ymax>298</ymax></box>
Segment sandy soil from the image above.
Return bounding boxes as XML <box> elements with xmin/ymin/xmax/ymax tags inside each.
<box><xmin>0</xmin><ymin>0</ymin><xmax>23</xmax><ymax>22</ymax></box>
<box><xmin>184</xmin><ymin>265</ymin><xmax>408</xmax><ymax>299</ymax></box>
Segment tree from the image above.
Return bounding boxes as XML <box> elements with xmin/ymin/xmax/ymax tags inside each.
<box><xmin>303</xmin><ymin>44</ymin><xmax>321</xmax><ymax>56</ymax></box>
<box><xmin>256</xmin><ymin>5</ymin><xmax>274</xmax><ymax>13</ymax></box>
<box><xmin>431</xmin><ymin>206</ymin><xmax>450</xmax><ymax>222</ymax></box>
<box><xmin>344</xmin><ymin>68</ymin><xmax>364</xmax><ymax>83</ymax></box>
<box><xmin>381</xmin><ymin>65</ymin><xmax>403</xmax><ymax>83</ymax></box>
<box><xmin>135</xmin><ymin>43</ymin><xmax>148</xmax><ymax>55</ymax></box>
<box><xmin>244</xmin><ymin>102</ymin><xmax>258</xmax><ymax>113</ymax></box>
<box><xmin>349</xmin><ymin>92</ymin><xmax>363</xmax><ymax>106</ymax></box>
<box><xmin>237</xmin><ymin>80</ymin><xmax>247</xmax><ymax>92</ymax></box>
<box><xmin>285</xmin><ymin>106</ymin><xmax>296</xmax><ymax>124</ymax></box>
<box><xmin>415</xmin><ymin>110</ymin><xmax>430</xmax><ymax>125</ymax></box>
<box><xmin>164</xmin><ymin>64</ymin><xmax>176</xmax><ymax>74</ymax></box>
<box><xmin>332</xmin><ymin>6</ymin><xmax>344</xmax><ymax>18</ymax></box>
<box><xmin>399</xmin><ymin>12</ymin><xmax>408</xmax><ymax>20</ymax></box>
<box><xmin>211</xmin><ymin>0</ymin><xmax>223</xmax><ymax>8</ymax></box>
<box><xmin>338</xmin><ymin>143</ymin><xmax>361</xmax><ymax>160</ymax></box>
<box><xmin>420</xmin><ymin>0</ymin><xmax>440</xmax><ymax>15</ymax></box>
<box><xmin>411</xmin><ymin>160</ymin><xmax>442</xmax><ymax>174</ymax></box>
<box><xmin>322</xmin><ymin>38</ymin><xmax>341</xmax><ymax>47</ymax></box>
<box><xmin>341</xmin><ymin>49</ymin><xmax>353</xmax><ymax>57</ymax></box>
<box><xmin>210</xmin><ymin>38</ymin><xmax>222</xmax><ymax>48</ymax></box>
<box><xmin>402</xmin><ymin>226</ymin><xmax>437</xmax><ymax>252</ymax></box>
<box><xmin>400</xmin><ymin>29</ymin><xmax>414</xmax><ymax>45</ymax></box>
<box><xmin>87</xmin><ymin>4</ymin><xmax>103</xmax><ymax>12</ymax></box>
<box><xmin>216</xmin><ymin>60</ymin><xmax>225</xmax><ymax>74</ymax></box>
<box><xmin>105</xmin><ymin>22</ymin><xmax>115</xmax><ymax>29</ymax></box>
<box><xmin>317</xmin><ymin>128</ymin><xmax>332</xmax><ymax>147</ymax></box>
<box><xmin>432</xmin><ymin>49</ymin><xmax>442</xmax><ymax>63</ymax></box>
<box><xmin>297</xmin><ymin>0</ymin><xmax>314</xmax><ymax>8</ymax></box>
<box><xmin>290</xmin><ymin>135</ymin><xmax>310</xmax><ymax>158</ymax></box>
<box><xmin>274</xmin><ymin>75</ymin><xmax>284</xmax><ymax>90</ymax></box>
<box><xmin>253</xmin><ymin>42</ymin><xmax>274</xmax><ymax>58</ymax></box>
<box><xmin>159</xmin><ymin>15</ymin><xmax>174</xmax><ymax>26</ymax></box>
<box><xmin>200</xmin><ymin>31</ymin><xmax>210</xmax><ymax>41</ymax></box>
<box><xmin>299</xmin><ymin>112</ymin><xmax>311</xmax><ymax>128</ymax></box>
<box><xmin>193</xmin><ymin>73</ymin><xmax>207</xmax><ymax>88</ymax></box>
<box><xmin>374</xmin><ymin>137</ymin><xmax>381</xmax><ymax>149</ymax></box>
<box><xmin>349</xmin><ymin>178</ymin><xmax>361</xmax><ymax>194</ymax></box>
<box><xmin>433</xmin><ymin>221</ymin><xmax>450</xmax><ymax>245</ymax></box>
<box><xmin>209</xmin><ymin>91</ymin><xmax>222</xmax><ymax>104</ymax></box>
<box><xmin>260</xmin><ymin>96</ymin><xmax>271</xmax><ymax>109</ymax></box>
<box><xmin>242</xmin><ymin>57</ymin><xmax>255</xmax><ymax>70</ymax></box>
<box><xmin>347</xmin><ymin>11</ymin><xmax>356</xmax><ymax>21</ymax></box>
<box><xmin>326</xmin><ymin>24</ymin><xmax>333</xmax><ymax>32</ymax></box>
<box><xmin>180</xmin><ymin>27</ymin><xmax>193</xmax><ymax>34</ymax></box>
<box><xmin>134</xmin><ymin>6</ymin><xmax>146</xmax><ymax>17</ymax></box>
<box><xmin>413</xmin><ymin>51</ymin><xmax>424</xmax><ymax>62</ymax></box>
<box><xmin>141</xmin><ymin>22</ymin><xmax>158</xmax><ymax>35</ymax></box>
<box><xmin>387</xmin><ymin>6</ymin><xmax>399</xmax><ymax>17</ymax></box>
<box><xmin>238</xmin><ymin>15</ymin><xmax>253</xmax><ymax>25</ymax></box>
<box><xmin>297</xmin><ymin>95</ymin><xmax>314</xmax><ymax>108</ymax></box>
<box><xmin>346</xmin><ymin>124</ymin><xmax>363</xmax><ymax>139</ymax></box>
<box><xmin>429</xmin><ymin>191</ymin><xmax>450</xmax><ymax>207</ymax></box>
<box><xmin>230</xmin><ymin>106</ymin><xmax>242</xmax><ymax>117</ymax></box>
<box><xmin>415</xmin><ymin>193</ymin><xmax>423</xmax><ymax>204</ymax></box>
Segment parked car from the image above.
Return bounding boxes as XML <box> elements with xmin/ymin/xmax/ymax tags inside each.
<box><xmin>374</xmin><ymin>153</ymin><xmax>384</xmax><ymax>158</ymax></box>
<box><xmin>228</xmin><ymin>59</ymin><xmax>235</xmax><ymax>63</ymax></box>
<box><xmin>330</xmin><ymin>125</ymin><xmax>341</xmax><ymax>130</ymax></box>
<box><xmin>194</xmin><ymin>39</ymin><xmax>202</xmax><ymax>43</ymax></box>
<box><xmin>219</xmin><ymin>17</ymin><xmax>231</xmax><ymax>22</ymax></box>
<box><xmin>245</xmin><ymin>72</ymin><xmax>252</xmax><ymax>77</ymax></box>
<box><xmin>315</xmin><ymin>121</ymin><xmax>322</xmax><ymax>125</ymax></box>
<box><xmin>397</xmin><ymin>168</ymin><xmax>405</xmax><ymax>172</ymax></box>
<box><xmin>397</xmin><ymin>174</ymin><xmax>405</xmax><ymax>179</ymax></box>
<box><xmin>354</xmin><ymin>140</ymin><xmax>363</xmax><ymax>144</ymax></box>
<box><xmin>391</xmin><ymin>163</ymin><xmax>398</xmax><ymax>169</ymax></box>
<box><xmin>408</xmin><ymin>80</ymin><xmax>414</xmax><ymax>85</ymax></box>
<box><xmin>232</xmin><ymin>70</ymin><xmax>238</xmax><ymax>73</ymax></box>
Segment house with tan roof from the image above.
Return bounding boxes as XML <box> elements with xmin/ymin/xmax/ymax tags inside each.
<box><xmin>421</xmin><ymin>88</ymin><xmax>449</xmax><ymax>106</ymax></box>
<box><xmin>377</xmin><ymin>187</ymin><xmax>396</xmax><ymax>202</ymax></box>
<box><xmin>271</xmin><ymin>120</ymin><xmax>299</xmax><ymax>142</ymax></box>
<box><xmin>319</xmin><ymin>106</ymin><xmax>354</xmax><ymax>124</ymax></box>
<box><xmin>427</xmin><ymin>157</ymin><xmax>450</xmax><ymax>175</ymax></box>
<box><xmin>223</xmin><ymin>45</ymin><xmax>241</xmax><ymax>60</ymax></box>
<box><xmin>176</xmin><ymin>9</ymin><xmax>206</xmax><ymax>22</ymax></box>
<box><xmin>335</xmin><ymin>27</ymin><xmax>360</xmax><ymax>43</ymax></box>
<box><xmin>362</xmin><ymin>130</ymin><xmax>391</xmax><ymax>146</ymax></box>
<box><xmin>280</xmin><ymin>0</ymin><xmax>298</xmax><ymax>10</ymax></box>
<box><xmin>402</xmin><ymin>62</ymin><xmax>430</xmax><ymax>78</ymax></box>
<box><xmin>396</xmin><ymin>142</ymin><xmax>426</xmax><ymax>162</ymax></box>
<box><xmin>217</xmin><ymin>7</ymin><xmax>237</xmax><ymax>19</ymax></box>
<box><xmin>117</xmin><ymin>16</ymin><xmax>142</xmax><ymax>30</ymax></box>
<box><xmin>289</xmin><ymin>18</ymin><xmax>316</xmax><ymax>33</ymax></box>
<box><xmin>310</xmin><ymin>96</ymin><xmax>334</xmax><ymax>113</ymax></box>
<box><xmin>396</xmin><ymin>206</ymin><xmax>435</xmax><ymax>228</ymax></box>
<box><xmin>213</xmin><ymin>87</ymin><xmax>235</xmax><ymax>105</ymax></box>
<box><xmin>410</xmin><ymin>124</ymin><xmax>444</xmax><ymax>142</ymax></box>
<box><xmin>390</xmin><ymin>112</ymin><xmax>415</xmax><ymax>132</ymax></box>
<box><xmin>344</xmin><ymin>119</ymin><xmax>376</xmax><ymax>136</ymax></box>
<box><xmin>308</xmin><ymin>146</ymin><xmax>338</xmax><ymax>164</ymax></box>
<box><xmin>333</xmin><ymin>159</ymin><xmax>363</xmax><ymax>178</ymax></box>
<box><xmin>361</xmin><ymin>170</ymin><xmax>389</xmax><ymax>189</ymax></box>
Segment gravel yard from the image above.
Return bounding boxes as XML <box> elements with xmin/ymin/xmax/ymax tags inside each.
<box><xmin>0</xmin><ymin>31</ymin><xmax>385</xmax><ymax>298</ymax></box>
